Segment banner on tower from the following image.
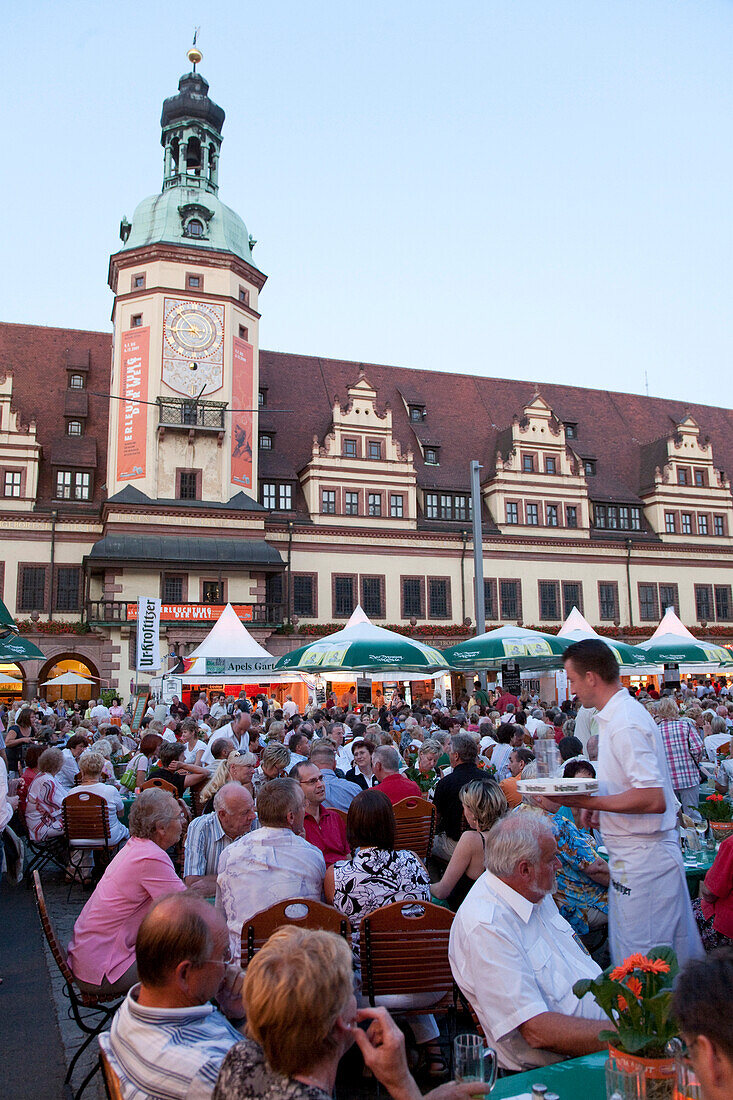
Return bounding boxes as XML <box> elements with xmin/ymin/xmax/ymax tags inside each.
<box><xmin>230</xmin><ymin>336</ymin><xmax>254</xmax><ymax>490</ymax></box>
<box><xmin>116</xmin><ymin>327</ymin><xmax>150</xmax><ymax>481</ymax></box>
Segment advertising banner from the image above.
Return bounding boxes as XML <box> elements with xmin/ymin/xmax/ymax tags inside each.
<box><xmin>127</xmin><ymin>603</ymin><xmax>254</xmax><ymax>622</ymax></box>
<box><xmin>136</xmin><ymin>597</ymin><xmax>161</xmax><ymax>672</ymax></box>
<box><xmin>205</xmin><ymin>657</ymin><xmax>275</xmax><ymax>676</ymax></box>
<box><xmin>231</xmin><ymin>336</ymin><xmax>254</xmax><ymax>490</ymax></box>
<box><xmin>116</xmin><ymin>327</ymin><xmax>150</xmax><ymax>481</ymax></box>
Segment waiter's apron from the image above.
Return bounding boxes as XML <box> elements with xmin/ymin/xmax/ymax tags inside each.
<box><xmin>607</xmin><ymin>836</ymin><xmax>704</xmax><ymax>966</ymax></box>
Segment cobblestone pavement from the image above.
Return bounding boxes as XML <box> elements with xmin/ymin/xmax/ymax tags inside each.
<box><xmin>9</xmin><ymin>861</ymin><xmax>460</xmax><ymax>1099</ymax></box>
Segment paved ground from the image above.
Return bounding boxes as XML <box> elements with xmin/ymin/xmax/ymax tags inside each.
<box><xmin>3</xmin><ymin>861</ymin><xmax>464</xmax><ymax>1099</ymax></box>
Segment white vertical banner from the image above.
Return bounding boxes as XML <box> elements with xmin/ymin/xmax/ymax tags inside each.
<box><xmin>136</xmin><ymin>597</ymin><xmax>161</xmax><ymax>672</ymax></box>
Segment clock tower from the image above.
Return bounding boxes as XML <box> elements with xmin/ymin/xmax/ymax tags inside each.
<box><xmin>106</xmin><ymin>49</ymin><xmax>266</xmax><ymax>504</ymax></box>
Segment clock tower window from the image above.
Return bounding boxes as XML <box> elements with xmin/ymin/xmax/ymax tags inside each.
<box><xmin>186</xmin><ymin>273</ymin><xmax>203</xmax><ymax>291</ymax></box>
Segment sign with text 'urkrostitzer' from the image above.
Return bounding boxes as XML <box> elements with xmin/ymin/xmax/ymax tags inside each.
<box><xmin>136</xmin><ymin>597</ymin><xmax>161</xmax><ymax>672</ymax></box>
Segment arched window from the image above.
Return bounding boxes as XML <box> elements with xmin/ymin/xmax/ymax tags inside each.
<box><xmin>67</xmin><ymin>420</ymin><xmax>83</xmax><ymax>437</ymax></box>
<box><xmin>185</xmin><ymin>219</ymin><xmax>204</xmax><ymax>238</ymax></box>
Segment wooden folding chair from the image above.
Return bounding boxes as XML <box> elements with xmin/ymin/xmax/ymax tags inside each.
<box><xmin>33</xmin><ymin>871</ymin><xmax>123</xmax><ymax>1099</ymax></box>
<box><xmin>242</xmin><ymin>897</ymin><xmax>351</xmax><ymax>962</ymax></box>
<box><xmin>141</xmin><ymin>777</ymin><xmax>179</xmax><ymax>795</ymax></box>
<box><xmin>392</xmin><ymin>796</ymin><xmax>436</xmax><ymax>861</ymax></box>
<box><xmin>99</xmin><ymin>1043</ymin><xmax>124</xmax><ymax>1100</ymax></box>
<box><xmin>63</xmin><ymin>790</ymin><xmax>119</xmax><ymax>892</ymax></box>
<box><xmin>360</xmin><ymin>899</ymin><xmax>456</xmax><ymax>1016</ymax></box>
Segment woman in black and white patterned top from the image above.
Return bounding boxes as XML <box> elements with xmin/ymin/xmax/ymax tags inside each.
<box><xmin>324</xmin><ymin>788</ymin><xmax>441</xmax><ymax>1057</ymax></box>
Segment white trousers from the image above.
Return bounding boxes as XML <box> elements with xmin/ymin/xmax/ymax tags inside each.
<box><xmin>607</xmin><ymin>837</ymin><xmax>704</xmax><ymax>967</ymax></box>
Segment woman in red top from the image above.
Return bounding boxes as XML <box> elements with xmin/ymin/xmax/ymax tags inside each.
<box><xmin>693</xmin><ymin>834</ymin><xmax>733</xmax><ymax>950</ymax></box>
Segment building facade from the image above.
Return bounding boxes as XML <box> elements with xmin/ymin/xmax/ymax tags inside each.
<box><xmin>1</xmin><ymin>63</ymin><xmax>733</xmax><ymax>698</ymax></box>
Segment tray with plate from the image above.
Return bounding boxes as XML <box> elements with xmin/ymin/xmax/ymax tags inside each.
<box><xmin>516</xmin><ymin>777</ymin><xmax>599</xmax><ymax>795</ymax></box>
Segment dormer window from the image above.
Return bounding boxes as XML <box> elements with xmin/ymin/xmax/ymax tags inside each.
<box><xmin>694</xmin><ymin>468</ymin><xmax>707</xmax><ymax>487</ymax></box>
<box><xmin>409</xmin><ymin>405</ymin><xmax>425</xmax><ymax>422</ymax></box>
<box><xmin>343</xmin><ymin>439</ymin><xmax>357</xmax><ymax>458</ymax></box>
<box><xmin>522</xmin><ymin>454</ymin><xmax>535</xmax><ymax>473</ymax></box>
<box><xmin>424</xmin><ymin>447</ymin><xmax>439</xmax><ymax>465</ymax></box>
<box><xmin>545</xmin><ymin>456</ymin><xmax>556</xmax><ymax>475</ymax></box>
<box><xmin>368</xmin><ymin>440</ymin><xmax>382</xmax><ymax>460</ymax></box>
<box><xmin>584</xmin><ymin>459</ymin><xmax>596</xmax><ymax>477</ymax></box>
<box><xmin>185</xmin><ymin>219</ymin><xmax>204</xmax><ymax>238</ymax></box>
<box><xmin>259</xmin><ymin>434</ymin><xmax>273</xmax><ymax>451</ymax></box>
<box><xmin>678</xmin><ymin>467</ymin><xmax>689</xmax><ymax>486</ymax></box>
<box><xmin>565</xmin><ymin>423</ymin><xmax>578</xmax><ymax>439</ymax></box>
<box><xmin>69</xmin><ymin>374</ymin><xmax>85</xmax><ymax>391</ymax></box>
<box><xmin>67</xmin><ymin>421</ymin><xmax>83</xmax><ymax>437</ymax></box>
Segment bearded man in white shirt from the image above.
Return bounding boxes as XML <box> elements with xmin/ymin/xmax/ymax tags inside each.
<box><xmin>449</xmin><ymin>813</ymin><xmax>606</xmax><ymax>1072</ymax></box>
<box><xmin>553</xmin><ymin>638</ymin><xmax>703</xmax><ymax>967</ymax></box>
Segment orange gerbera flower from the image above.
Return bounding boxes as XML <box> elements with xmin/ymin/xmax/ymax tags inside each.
<box><xmin>625</xmin><ymin>976</ymin><xmax>643</xmax><ymax>998</ymax></box>
<box><xmin>637</xmin><ymin>958</ymin><xmax>671</xmax><ymax>975</ymax></box>
<box><xmin>617</xmin><ymin>994</ymin><xmax>628</xmax><ymax>1012</ymax></box>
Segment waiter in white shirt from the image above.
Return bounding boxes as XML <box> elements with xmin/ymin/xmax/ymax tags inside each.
<box><xmin>551</xmin><ymin>638</ymin><xmax>703</xmax><ymax>967</ymax></box>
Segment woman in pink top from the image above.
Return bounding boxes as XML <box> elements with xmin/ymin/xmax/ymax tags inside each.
<box><xmin>67</xmin><ymin>787</ymin><xmax>185</xmax><ymax>996</ymax></box>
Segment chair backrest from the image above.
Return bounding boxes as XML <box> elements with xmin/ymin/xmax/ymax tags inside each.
<box><xmin>63</xmin><ymin>790</ymin><xmax>110</xmax><ymax>842</ymax></box>
<box><xmin>360</xmin><ymin>899</ymin><xmax>454</xmax><ymax>1002</ymax></box>
<box><xmin>99</xmin><ymin>1047</ymin><xmax>124</xmax><ymax>1100</ymax></box>
<box><xmin>141</xmin><ymin>777</ymin><xmax>178</xmax><ymax>796</ymax></box>
<box><xmin>242</xmin><ymin>897</ymin><xmax>351</xmax><ymax>962</ymax></box>
<box><xmin>392</xmin><ymin>796</ymin><xmax>436</xmax><ymax>860</ymax></box>
<box><xmin>188</xmin><ymin>780</ymin><xmax>207</xmax><ymax>818</ymax></box>
<box><xmin>33</xmin><ymin>870</ymin><xmax>76</xmax><ymax>986</ymax></box>
<box><xmin>331</xmin><ymin>807</ymin><xmax>348</xmax><ymax>828</ymax></box>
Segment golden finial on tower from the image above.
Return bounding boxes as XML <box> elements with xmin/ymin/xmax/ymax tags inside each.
<box><xmin>187</xmin><ymin>27</ymin><xmax>203</xmax><ymax>71</ymax></box>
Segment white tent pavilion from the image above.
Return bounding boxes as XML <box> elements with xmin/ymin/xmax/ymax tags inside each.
<box><xmin>173</xmin><ymin>603</ymin><xmax>310</xmax><ymax>685</ymax></box>
<box><xmin>637</xmin><ymin>607</ymin><xmax>733</xmax><ymax>673</ymax></box>
<box><xmin>558</xmin><ymin>607</ymin><xmax>652</xmax><ymax>669</ymax></box>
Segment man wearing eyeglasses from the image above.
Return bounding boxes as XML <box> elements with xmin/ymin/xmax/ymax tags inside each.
<box><xmin>673</xmin><ymin>949</ymin><xmax>733</xmax><ymax>1100</ymax></box>
<box><xmin>100</xmin><ymin>893</ymin><xmax>246</xmax><ymax>1099</ymax></box>
<box><xmin>291</xmin><ymin>761</ymin><xmax>350</xmax><ymax>866</ymax></box>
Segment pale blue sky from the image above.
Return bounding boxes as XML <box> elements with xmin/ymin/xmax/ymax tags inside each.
<box><xmin>5</xmin><ymin>1</ymin><xmax>733</xmax><ymax>404</ymax></box>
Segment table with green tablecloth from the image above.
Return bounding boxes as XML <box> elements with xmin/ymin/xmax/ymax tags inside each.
<box><xmin>491</xmin><ymin>1051</ymin><xmax>607</xmax><ymax>1098</ymax></box>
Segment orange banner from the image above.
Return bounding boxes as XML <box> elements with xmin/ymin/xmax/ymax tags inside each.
<box><xmin>126</xmin><ymin>603</ymin><xmax>254</xmax><ymax>622</ymax></box>
<box><xmin>116</xmin><ymin>327</ymin><xmax>149</xmax><ymax>481</ymax></box>
<box><xmin>231</xmin><ymin>336</ymin><xmax>254</xmax><ymax>491</ymax></box>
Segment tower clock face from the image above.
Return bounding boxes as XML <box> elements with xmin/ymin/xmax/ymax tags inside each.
<box><xmin>162</xmin><ymin>298</ymin><xmax>225</xmax><ymax>396</ymax></box>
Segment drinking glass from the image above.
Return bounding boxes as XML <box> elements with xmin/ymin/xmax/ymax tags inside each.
<box><xmin>453</xmin><ymin>1034</ymin><xmax>497</xmax><ymax>1091</ymax></box>
<box><xmin>605</xmin><ymin>1061</ymin><xmax>645</xmax><ymax>1099</ymax></box>
<box><xmin>675</xmin><ymin>1060</ymin><xmax>703</xmax><ymax>1099</ymax></box>
<box><xmin>535</xmin><ymin>739</ymin><xmax>560</xmax><ymax>779</ymax></box>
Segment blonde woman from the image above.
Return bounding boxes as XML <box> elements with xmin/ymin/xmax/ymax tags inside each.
<box><xmin>200</xmin><ymin>748</ymin><xmax>258</xmax><ymax>809</ymax></box>
<box><xmin>430</xmin><ymin>777</ymin><xmax>508</xmax><ymax>910</ymax></box>
<box><xmin>251</xmin><ymin>743</ymin><xmax>291</xmax><ymax>796</ymax></box>
<box><xmin>64</xmin><ymin>750</ymin><xmax>128</xmax><ymax>846</ymax></box>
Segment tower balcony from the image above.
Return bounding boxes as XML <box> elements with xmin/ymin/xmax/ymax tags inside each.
<box><xmin>157</xmin><ymin>397</ymin><xmax>227</xmax><ymax>442</ymax></box>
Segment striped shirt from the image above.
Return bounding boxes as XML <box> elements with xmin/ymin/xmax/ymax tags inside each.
<box><xmin>658</xmin><ymin>718</ymin><xmax>704</xmax><ymax>790</ymax></box>
<box><xmin>100</xmin><ymin>985</ymin><xmax>242</xmax><ymax>1100</ymax></box>
<box><xmin>183</xmin><ymin>812</ymin><xmax>236</xmax><ymax>880</ymax></box>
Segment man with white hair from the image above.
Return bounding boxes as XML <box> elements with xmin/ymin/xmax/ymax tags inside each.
<box><xmin>183</xmin><ymin>783</ymin><xmax>257</xmax><ymax>892</ymax></box>
<box><xmin>449</xmin><ymin>813</ymin><xmax>606</xmax><ymax>1072</ymax></box>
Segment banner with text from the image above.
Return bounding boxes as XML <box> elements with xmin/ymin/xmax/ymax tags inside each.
<box><xmin>136</xmin><ymin>597</ymin><xmax>161</xmax><ymax>673</ymax></box>
<box><xmin>230</xmin><ymin>336</ymin><xmax>254</xmax><ymax>491</ymax></box>
<box><xmin>127</xmin><ymin>603</ymin><xmax>254</xmax><ymax>622</ymax></box>
<box><xmin>116</xmin><ymin>327</ymin><xmax>150</xmax><ymax>481</ymax></box>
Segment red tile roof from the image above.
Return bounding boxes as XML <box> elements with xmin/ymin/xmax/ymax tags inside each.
<box><xmin>0</xmin><ymin>322</ymin><xmax>112</xmax><ymax>508</ymax></box>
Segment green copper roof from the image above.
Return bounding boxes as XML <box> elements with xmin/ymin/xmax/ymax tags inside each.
<box><xmin>122</xmin><ymin>184</ymin><xmax>253</xmax><ymax>264</ymax></box>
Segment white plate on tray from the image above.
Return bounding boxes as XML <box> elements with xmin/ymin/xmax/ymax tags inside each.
<box><xmin>516</xmin><ymin>777</ymin><xmax>599</xmax><ymax>795</ymax></box>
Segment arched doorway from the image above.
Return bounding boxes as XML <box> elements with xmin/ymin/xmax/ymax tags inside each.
<box><xmin>38</xmin><ymin>653</ymin><xmax>100</xmax><ymax>704</ymax></box>
<box><xmin>0</xmin><ymin>661</ymin><xmax>24</xmax><ymax>704</ymax></box>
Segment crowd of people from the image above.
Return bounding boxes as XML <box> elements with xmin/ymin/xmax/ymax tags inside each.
<box><xmin>3</xmin><ymin>651</ymin><xmax>733</xmax><ymax>1097</ymax></box>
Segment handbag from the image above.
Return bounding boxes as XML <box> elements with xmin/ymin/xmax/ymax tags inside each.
<box><xmin>119</xmin><ymin>753</ymin><xmax>144</xmax><ymax>791</ymax></box>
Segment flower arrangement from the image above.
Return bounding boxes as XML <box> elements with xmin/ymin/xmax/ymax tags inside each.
<box><xmin>700</xmin><ymin>793</ymin><xmax>733</xmax><ymax>823</ymax></box>
<box><xmin>573</xmin><ymin>947</ymin><xmax>678</xmax><ymax>1061</ymax></box>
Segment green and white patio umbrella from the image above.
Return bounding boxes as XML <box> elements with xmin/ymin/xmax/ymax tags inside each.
<box><xmin>637</xmin><ymin>607</ymin><xmax>733</xmax><ymax>669</ymax></box>
<box><xmin>274</xmin><ymin>606</ymin><xmax>450</xmax><ymax>675</ymax></box>
<box><xmin>443</xmin><ymin>624</ymin><xmax>576</xmax><ymax>671</ymax></box>
<box><xmin>0</xmin><ymin>595</ymin><xmax>44</xmax><ymax>660</ymax></box>
<box><xmin>558</xmin><ymin>606</ymin><xmax>651</xmax><ymax>668</ymax></box>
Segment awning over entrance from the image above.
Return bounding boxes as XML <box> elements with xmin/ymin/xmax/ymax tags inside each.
<box><xmin>87</xmin><ymin>534</ymin><xmax>284</xmax><ymax>569</ymax></box>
